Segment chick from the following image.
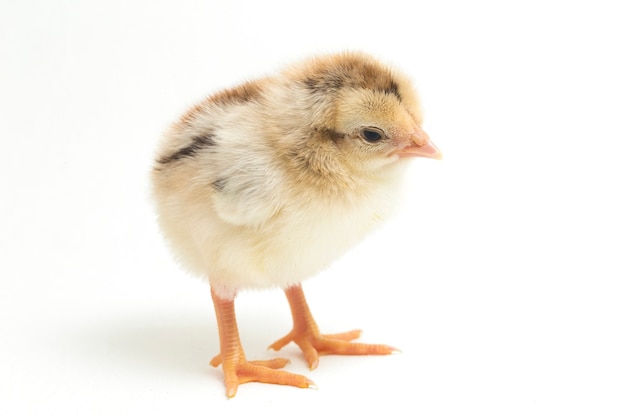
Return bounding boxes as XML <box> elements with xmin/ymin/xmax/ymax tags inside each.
<box><xmin>151</xmin><ymin>52</ymin><xmax>441</xmax><ymax>397</ymax></box>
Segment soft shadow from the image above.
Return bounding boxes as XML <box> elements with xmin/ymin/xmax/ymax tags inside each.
<box><xmin>64</xmin><ymin>310</ymin><xmax>298</xmax><ymax>378</ymax></box>
<box><xmin>67</xmin><ymin>313</ymin><xmax>217</xmax><ymax>378</ymax></box>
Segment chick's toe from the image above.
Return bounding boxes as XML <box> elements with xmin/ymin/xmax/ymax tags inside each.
<box><xmin>269</xmin><ymin>285</ymin><xmax>397</xmax><ymax>370</ymax></box>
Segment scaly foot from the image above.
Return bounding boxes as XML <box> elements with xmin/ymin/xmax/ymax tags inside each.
<box><xmin>269</xmin><ymin>285</ymin><xmax>398</xmax><ymax>369</ymax></box>
<box><xmin>210</xmin><ymin>353</ymin><xmax>314</xmax><ymax>398</ymax></box>
<box><xmin>211</xmin><ymin>288</ymin><xmax>315</xmax><ymax>397</ymax></box>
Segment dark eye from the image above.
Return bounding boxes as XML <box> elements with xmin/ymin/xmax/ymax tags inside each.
<box><xmin>359</xmin><ymin>127</ymin><xmax>385</xmax><ymax>143</ymax></box>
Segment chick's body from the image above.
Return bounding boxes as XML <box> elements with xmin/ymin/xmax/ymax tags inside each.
<box><xmin>152</xmin><ymin>52</ymin><xmax>440</xmax><ymax>397</ymax></box>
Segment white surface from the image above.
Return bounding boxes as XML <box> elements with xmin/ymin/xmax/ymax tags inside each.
<box><xmin>1</xmin><ymin>0</ymin><xmax>625</xmax><ymax>415</ymax></box>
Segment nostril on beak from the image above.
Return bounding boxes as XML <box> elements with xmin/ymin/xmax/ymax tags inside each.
<box><xmin>412</xmin><ymin>127</ymin><xmax>430</xmax><ymax>147</ymax></box>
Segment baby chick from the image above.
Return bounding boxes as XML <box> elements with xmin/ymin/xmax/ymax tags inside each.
<box><xmin>151</xmin><ymin>52</ymin><xmax>441</xmax><ymax>397</ymax></box>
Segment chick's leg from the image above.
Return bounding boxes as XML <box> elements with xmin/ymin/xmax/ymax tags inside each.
<box><xmin>210</xmin><ymin>288</ymin><xmax>314</xmax><ymax>398</ymax></box>
<box><xmin>269</xmin><ymin>284</ymin><xmax>397</xmax><ymax>370</ymax></box>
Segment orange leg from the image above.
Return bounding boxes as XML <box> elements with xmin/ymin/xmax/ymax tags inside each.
<box><xmin>269</xmin><ymin>284</ymin><xmax>398</xmax><ymax>370</ymax></box>
<box><xmin>210</xmin><ymin>288</ymin><xmax>314</xmax><ymax>398</ymax></box>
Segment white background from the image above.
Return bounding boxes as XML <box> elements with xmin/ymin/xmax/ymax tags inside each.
<box><xmin>1</xmin><ymin>0</ymin><xmax>625</xmax><ymax>415</ymax></box>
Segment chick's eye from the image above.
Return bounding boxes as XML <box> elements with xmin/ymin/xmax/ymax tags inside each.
<box><xmin>359</xmin><ymin>127</ymin><xmax>385</xmax><ymax>143</ymax></box>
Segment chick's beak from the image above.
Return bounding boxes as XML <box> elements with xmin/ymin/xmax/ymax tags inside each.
<box><xmin>397</xmin><ymin>127</ymin><xmax>442</xmax><ymax>159</ymax></box>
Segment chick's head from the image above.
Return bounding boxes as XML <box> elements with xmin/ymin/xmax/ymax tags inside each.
<box><xmin>296</xmin><ymin>53</ymin><xmax>441</xmax><ymax>177</ymax></box>
<box><xmin>335</xmin><ymin>88</ymin><xmax>440</xmax><ymax>172</ymax></box>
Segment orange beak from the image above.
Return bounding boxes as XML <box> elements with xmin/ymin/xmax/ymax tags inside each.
<box><xmin>396</xmin><ymin>127</ymin><xmax>442</xmax><ymax>159</ymax></box>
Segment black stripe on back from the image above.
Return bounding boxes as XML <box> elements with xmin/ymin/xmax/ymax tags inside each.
<box><xmin>158</xmin><ymin>133</ymin><xmax>216</xmax><ymax>164</ymax></box>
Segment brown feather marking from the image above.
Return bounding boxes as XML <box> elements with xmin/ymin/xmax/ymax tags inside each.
<box><xmin>177</xmin><ymin>79</ymin><xmax>265</xmax><ymax>128</ymax></box>
<box><xmin>209</xmin><ymin>79</ymin><xmax>265</xmax><ymax>106</ymax></box>
<box><xmin>302</xmin><ymin>55</ymin><xmax>402</xmax><ymax>101</ymax></box>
